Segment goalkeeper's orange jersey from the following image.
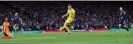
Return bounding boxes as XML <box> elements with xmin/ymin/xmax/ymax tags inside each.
<box><xmin>3</xmin><ymin>21</ymin><xmax>10</xmax><ymax>33</ymax></box>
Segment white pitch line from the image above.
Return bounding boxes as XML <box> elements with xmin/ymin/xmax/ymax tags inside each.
<box><xmin>8</xmin><ymin>37</ymin><xmax>56</xmax><ymax>40</ymax></box>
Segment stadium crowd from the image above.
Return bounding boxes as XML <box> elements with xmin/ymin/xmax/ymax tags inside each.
<box><xmin>0</xmin><ymin>2</ymin><xmax>133</xmax><ymax>31</ymax></box>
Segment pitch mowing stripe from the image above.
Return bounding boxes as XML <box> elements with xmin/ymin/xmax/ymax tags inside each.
<box><xmin>0</xmin><ymin>42</ymin><xmax>22</xmax><ymax>44</ymax></box>
<box><xmin>0</xmin><ymin>37</ymin><xmax>56</xmax><ymax>44</ymax></box>
<box><xmin>8</xmin><ymin>37</ymin><xmax>56</xmax><ymax>40</ymax></box>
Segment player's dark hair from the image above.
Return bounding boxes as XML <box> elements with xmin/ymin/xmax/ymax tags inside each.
<box><xmin>68</xmin><ymin>4</ymin><xmax>72</xmax><ymax>6</ymax></box>
<box><xmin>120</xmin><ymin>6</ymin><xmax>122</xmax><ymax>8</ymax></box>
<box><xmin>4</xmin><ymin>17</ymin><xmax>8</xmax><ymax>22</ymax></box>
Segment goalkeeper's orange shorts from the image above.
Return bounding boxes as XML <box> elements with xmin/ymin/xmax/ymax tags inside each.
<box><xmin>3</xmin><ymin>31</ymin><xmax>13</xmax><ymax>38</ymax></box>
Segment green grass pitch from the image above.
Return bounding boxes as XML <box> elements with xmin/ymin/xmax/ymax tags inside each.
<box><xmin>0</xmin><ymin>32</ymin><xmax>133</xmax><ymax>44</ymax></box>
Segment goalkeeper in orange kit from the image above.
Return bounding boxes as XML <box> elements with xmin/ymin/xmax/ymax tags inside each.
<box><xmin>2</xmin><ymin>18</ymin><xmax>13</xmax><ymax>39</ymax></box>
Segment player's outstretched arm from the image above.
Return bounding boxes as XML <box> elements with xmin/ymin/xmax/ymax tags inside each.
<box><xmin>19</xmin><ymin>17</ymin><xmax>23</xmax><ymax>24</ymax></box>
<box><xmin>62</xmin><ymin>10</ymin><xmax>69</xmax><ymax>18</ymax></box>
<box><xmin>2</xmin><ymin>22</ymin><xmax>6</xmax><ymax>32</ymax></box>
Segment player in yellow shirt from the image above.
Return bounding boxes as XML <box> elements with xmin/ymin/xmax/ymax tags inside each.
<box><xmin>59</xmin><ymin>4</ymin><xmax>75</xmax><ymax>35</ymax></box>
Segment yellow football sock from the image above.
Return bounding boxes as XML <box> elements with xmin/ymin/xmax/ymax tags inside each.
<box><xmin>60</xmin><ymin>24</ymin><xmax>71</xmax><ymax>33</ymax></box>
